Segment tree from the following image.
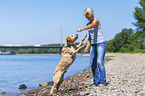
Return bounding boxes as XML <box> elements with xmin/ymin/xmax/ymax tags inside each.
<box><xmin>133</xmin><ymin>0</ymin><xmax>145</xmax><ymax>47</ymax></box>
<box><xmin>106</xmin><ymin>28</ymin><xmax>134</xmax><ymax>52</ymax></box>
<box><xmin>106</xmin><ymin>39</ymin><xmax>115</xmax><ymax>52</ymax></box>
<box><xmin>114</xmin><ymin>29</ymin><xmax>134</xmax><ymax>52</ymax></box>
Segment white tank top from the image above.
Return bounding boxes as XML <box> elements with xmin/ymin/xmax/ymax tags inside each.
<box><xmin>88</xmin><ymin>23</ymin><xmax>105</xmax><ymax>44</ymax></box>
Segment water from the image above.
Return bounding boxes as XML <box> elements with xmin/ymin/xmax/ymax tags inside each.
<box><xmin>0</xmin><ymin>54</ymin><xmax>90</xmax><ymax>96</ymax></box>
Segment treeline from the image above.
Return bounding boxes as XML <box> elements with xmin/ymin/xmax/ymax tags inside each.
<box><xmin>0</xmin><ymin>44</ymin><xmax>63</xmax><ymax>54</ymax></box>
<box><xmin>106</xmin><ymin>28</ymin><xmax>145</xmax><ymax>53</ymax></box>
<box><xmin>1</xmin><ymin>30</ymin><xmax>144</xmax><ymax>54</ymax></box>
<box><xmin>0</xmin><ymin>43</ymin><xmax>85</xmax><ymax>54</ymax></box>
<box><xmin>0</xmin><ymin>48</ymin><xmax>61</xmax><ymax>54</ymax></box>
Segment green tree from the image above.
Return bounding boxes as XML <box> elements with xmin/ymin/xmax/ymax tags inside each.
<box><xmin>106</xmin><ymin>28</ymin><xmax>134</xmax><ymax>52</ymax></box>
<box><xmin>114</xmin><ymin>29</ymin><xmax>134</xmax><ymax>52</ymax></box>
<box><xmin>106</xmin><ymin>39</ymin><xmax>115</xmax><ymax>52</ymax></box>
<box><xmin>133</xmin><ymin>0</ymin><xmax>145</xmax><ymax>47</ymax></box>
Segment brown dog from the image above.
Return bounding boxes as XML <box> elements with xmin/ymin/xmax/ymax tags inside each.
<box><xmin>50</xmin><ymin>33</ymin><xmax>87</xmax><ymax>94</ymax></box>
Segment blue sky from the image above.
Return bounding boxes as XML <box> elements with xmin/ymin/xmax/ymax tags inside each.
<box><xmin>0</xmin><ymin>0</ymin><xmax>140</xmax><ymax>45</ymax></box>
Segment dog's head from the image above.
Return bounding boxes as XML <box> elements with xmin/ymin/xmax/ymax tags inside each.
<box><xmin>65</xmin><ymin>34</ymin><xmax>78</xmax><ymax>46</ymax></box>
<box><xmin>66</xmin><ymin>34</ymin><xmax>78</xmax><ymax>42</ymax></box>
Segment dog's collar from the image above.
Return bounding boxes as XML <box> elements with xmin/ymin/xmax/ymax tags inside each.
<box><xmin>64</xmin><ymin>46</ymin><xmax>70</xmax><ymax>48</ymax></box>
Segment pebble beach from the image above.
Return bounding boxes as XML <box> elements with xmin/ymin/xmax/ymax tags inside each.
<box><xmin>18</xmin><ymin>53</ymin><xmax>145</xmax><ymax>96</ymax></box>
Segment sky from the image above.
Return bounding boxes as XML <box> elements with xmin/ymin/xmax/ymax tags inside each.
<box><xmin>0</xmin><ymin>0</ymin><xmax>140</xmax><ymax>45</ymax></box>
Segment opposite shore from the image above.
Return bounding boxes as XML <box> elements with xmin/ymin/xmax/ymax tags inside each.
<box><xmin>16</xmin><ymin>53</ymin><xmax>145</xmax><ymax>95</ymax></box>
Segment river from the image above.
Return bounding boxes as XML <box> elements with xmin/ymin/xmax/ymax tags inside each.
<box><xmin>0</xmin><ymin>54</ymin><xmax>91</xmax><ymax>95</ymax></box>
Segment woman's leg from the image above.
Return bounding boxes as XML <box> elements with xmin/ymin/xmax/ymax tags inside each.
<box><xmin>97</xmin><ymin>42</ymin><xmax>107</xmax><ymax>85</ymax></box>
<box><xmin>90</xmin><ymin>44</ymin><xmax>99</xmax><ymax>85</ymax></box>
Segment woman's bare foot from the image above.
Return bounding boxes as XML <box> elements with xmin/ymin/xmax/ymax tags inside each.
<box><xmin>98</xmin><ymin>84</ymin><xmax>106</xmax><ymax>87</ymax></box>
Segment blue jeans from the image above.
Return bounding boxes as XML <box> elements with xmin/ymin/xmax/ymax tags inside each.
<box><xmin>90</xmin><ymin>42</ymin><xmax>106</xmax><ymax>85</ymax></box>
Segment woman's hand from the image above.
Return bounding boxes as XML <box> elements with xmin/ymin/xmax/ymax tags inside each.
<box><xmin>77</xmin><ymin>28</ymin><xmax>83</xmax><ymax>32</ymax></box>
<box><xmin>84</xmin><ymin>48</ymin><xmax>88</xmax><ymax>53</ymax></box>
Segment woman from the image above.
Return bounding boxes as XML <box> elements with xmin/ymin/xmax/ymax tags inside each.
<box><xmin>77</xmin><ymin>8</ymin><xmax>107</xmax><ymax>86</ymax></box>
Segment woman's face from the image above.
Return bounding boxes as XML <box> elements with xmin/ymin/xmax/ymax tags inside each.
<box><xmin>86</xmin><ymin>14</ymin><xmax>94</xmax><ymax>21</ymax></box>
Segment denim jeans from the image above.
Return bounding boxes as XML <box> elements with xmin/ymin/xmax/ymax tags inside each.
<box><xmin>90</xmin><ymin>42</ymin><xmax>106</xmax><ymax>85</ymax></box>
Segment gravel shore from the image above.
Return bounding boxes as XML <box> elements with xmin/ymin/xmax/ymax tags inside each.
<box><xmin>19</xmin><ymin>53</ymin><xmax>145</xmax><ymax>96</ymax></box>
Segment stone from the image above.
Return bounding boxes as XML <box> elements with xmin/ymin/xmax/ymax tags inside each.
<box><xmin>39</xmin><ymin>81</ymin><xmax>48</xmax><ymax>87</ymax></box>
<box><xmin>19</xmin><ymin>94</ymin><xmax>27</xmax><ymax>96</ymax></box>
<box><xmin>0</xmin><ymin>91</ymin><xmax>6</xmax><ymax>94</ymax></box>
<box><xmin>19</xmin><ymin>84</ymin><xmax>27</xmax><ymax>89</ymax></box>
<box><xmin>85</xmin><ymin>93</ymin><xmax>90</xmax><ymax>95</ymax></box>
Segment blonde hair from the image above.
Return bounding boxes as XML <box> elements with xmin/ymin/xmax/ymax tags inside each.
<box><xmin>83</xmin><ymin>8</ymin><xmax>94</xmax><ymax>17</ymax></box>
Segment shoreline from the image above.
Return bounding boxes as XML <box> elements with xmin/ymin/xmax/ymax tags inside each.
<box><xmin>17</xmin><ymin>53</ymin><xmax>112</xmax><ymax>96</ymax></box>
<box><xmin>18</xmin><ymin>53</ymin><xmax>145</xmax><ymax>95</ymax></box>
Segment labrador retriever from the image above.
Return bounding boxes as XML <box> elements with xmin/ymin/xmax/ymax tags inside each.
<box><xmin>50</xmin><ymin>33</ymin><xmax>87</xmax><ymax>94</ymax></box>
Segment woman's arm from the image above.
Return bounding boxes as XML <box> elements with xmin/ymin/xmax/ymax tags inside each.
<box><xmin>84</xmin><ymin>34</ymin><xmax>91</xmax><ymax>53</ymax></box>
<box><xmin>77</xmin><ymin>19</ymin><xmax>100</xmax><ymax>32</ymax></box>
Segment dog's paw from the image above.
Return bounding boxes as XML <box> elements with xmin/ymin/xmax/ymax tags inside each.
<box><xmin>82</xmin><ymin>33</ymin><xmax>87</xmax><ymax>41</ymax></box>
<box><xmin>81</xmin><ymin>44</ymin><xmax>86</xmax><ymax>48</ymax></box>
<box><xmin>84</xmin><ymin>33</ymin><xmax>87</xmax><ymax>37</ymax></box>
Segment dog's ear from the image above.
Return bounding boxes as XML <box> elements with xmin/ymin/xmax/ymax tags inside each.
<box><xmin>66</xmin><ymin>36</ymin><xmax>72</xmax><ymax>42</ymax></box>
